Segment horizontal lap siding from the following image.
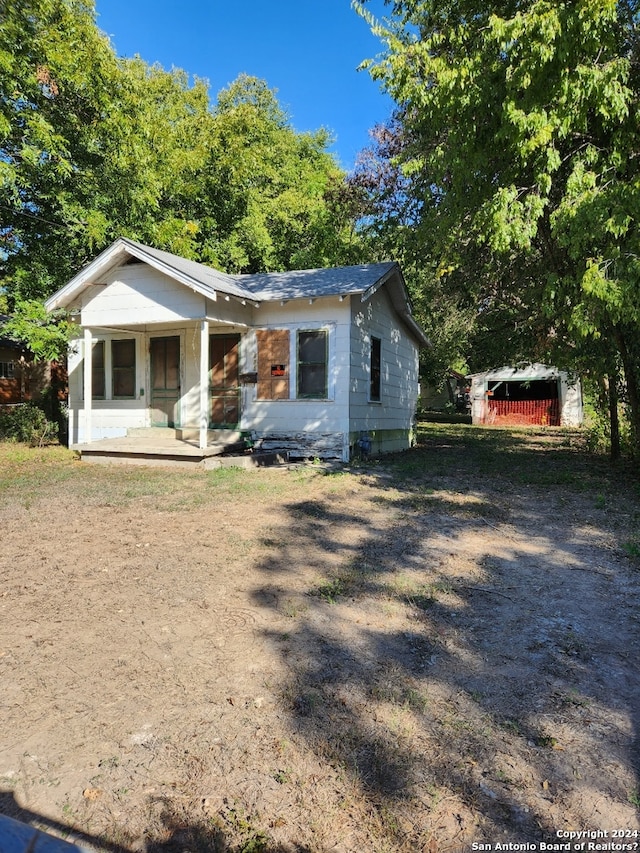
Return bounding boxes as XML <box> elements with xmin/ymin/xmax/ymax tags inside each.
<box><xmin>349</xmin><ymin>287</ymin><xmax>420</xmax><ymax>434</ymax></box>
<box><xmin>82</xmin><ymin>267</ymin><xmax>206</xmax><ymax>326</ymax></box>
<box><xmin>241</xmin><ymin>298</ymin><xmax>351</xmax><ymax>438</ymax></box>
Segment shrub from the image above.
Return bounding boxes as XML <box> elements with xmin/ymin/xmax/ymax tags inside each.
<box><xmin>0</xmin><ymin>403</ymin><xmax>56</xmax><ymax>445</ymax></box>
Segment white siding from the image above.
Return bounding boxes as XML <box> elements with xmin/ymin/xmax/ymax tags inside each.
<box><xmin>560</xmin><ymin>375</ymin><xmax>583</xmax><ymax>426</ymax></box>
<box><xmin>81</xmin><ymin>265</ymin><xmax>206</xmax><ymax>327</ymax></box>
<box><xmin>349</xmin><ymin>287</ymin><xmax>420</xmax><ymax>434</ymax></box>
<box><xmin>240</xmin><ymin>298</ymin><xmax>352</xmax><ymax>448</ymax></box>
<box><xmin>67</xmin><ymin>332</ymin><xmax>147</xmax><ymax>443</ymax></box>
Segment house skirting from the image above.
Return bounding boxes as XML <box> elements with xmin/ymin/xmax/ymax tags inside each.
<box><xmin>350</xmin><ymin>427</ymin><xmax>415</xmax><ymax>460</ymax></box>
<box><xmin>250</xmin><ymin>427</ymin><xmax>416</xmax><ymax>462</ymax></box>
<box><xmin>250</xmin><ymin>430</ymin><xmax>346</xmax><ymax>461</ymax></box>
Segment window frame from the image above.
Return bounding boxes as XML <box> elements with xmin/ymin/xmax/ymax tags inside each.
<box><xmin>296</xmin><ymin>329</ymin><xmax>328</xmax><ymax>400</ymax></box>
<box><xmin>0</xmin><ymin>361</ymin><xmax>15</xmax><ymax>379</ymax></box>
<box><xmin>111</xmin><ymin>338</ymin><xmax>136</xmax><ymax>399</ymax></box>
<box><xmin>91</xmin><ymin>340</ymin><xmax>105</xmax><ymax>400</ymax></box>
<box><xmin>369</xmin><ymin>335</ymin><xmax>382</xmax><ymax>402</ymax></box>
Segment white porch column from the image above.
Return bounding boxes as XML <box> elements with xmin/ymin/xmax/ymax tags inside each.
<box><xmin>83</xmin><ymin>327</ymin><xmax>93</xmax><ymax>444</ymax></box>
<box><xmin>199</xmin><ymin>319</ymin><xmax>209</xmax><ymax>449</ymax></box>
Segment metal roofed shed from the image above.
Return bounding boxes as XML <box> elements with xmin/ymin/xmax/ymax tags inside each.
<box><xmin>468</xmin><ymin>364</ymin><xmax>583</xmax><ymax>428</ymax></box>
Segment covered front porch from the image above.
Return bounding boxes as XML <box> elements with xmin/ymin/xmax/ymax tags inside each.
<box><xmin>77</xmin><ymin>317</ymin><xmax>247</xmax><ymax>450</ymax></box>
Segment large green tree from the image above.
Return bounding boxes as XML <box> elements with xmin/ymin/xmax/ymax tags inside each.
<box><xmin>1</xmin><ymin>1</ymin><xmax>364</xmax><ymax>329</ymax></box>
<box><xmin>358</xmin><ymin>0</ymin><xmax>640</xmax><ymax>454</ymax></box>
<box><xmin>200</xmin><ymin>74</ymin><xmax>368</xmax><ymax>273</ymax></box>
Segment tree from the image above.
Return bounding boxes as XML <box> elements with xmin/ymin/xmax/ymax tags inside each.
<box><xmin>1</xmin><ymin>3</ymin><xmax>365</xmax><ymax>358</ymax></box>
<box><xmin>357</xmin><ymin>0</ymin><xmax>640</xmax><ymax>455</ymax></box>
<box><xmin>0</xmin><ymin>0</ymin><xmax>121</xmax><ymax>299</ymax></box>
<box><xmin>202</xmin><ymin>75</ymin><xmax>367</xmax><ymax>273</ymax></box>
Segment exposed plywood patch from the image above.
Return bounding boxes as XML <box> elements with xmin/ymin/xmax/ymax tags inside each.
<box><xmin>252</xmin><ymin>430</ymin><xmax>344</xmax><ymax>460</ymax></box>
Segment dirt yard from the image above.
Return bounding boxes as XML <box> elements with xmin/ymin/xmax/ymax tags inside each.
<box><xmin>1</xmin><ymin>425</ymin><xmax>639</xmax><ymax>852</ymax></box>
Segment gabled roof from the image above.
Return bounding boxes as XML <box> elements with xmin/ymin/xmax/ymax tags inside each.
<box><xmin>467</xmin><ymin>364</ymin><xmax>564</xmax><ymax>381</ymax></box>
<box><xmin>45</xmin><ymin>238</ymin><xmax>251</xmax><ymax>311</ymax></box>
<box><xmin>45</xmin><ymin>238</ymin><xmax>429</xmax><ymax>346</ymax></box>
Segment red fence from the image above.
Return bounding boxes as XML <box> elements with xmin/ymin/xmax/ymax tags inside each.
<box><xmin>485</xmin><ymin>399</ymin><xmax>560</xmax><ymax>426</ymax></box>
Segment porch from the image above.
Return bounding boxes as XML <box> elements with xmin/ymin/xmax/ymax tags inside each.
<box><xmin>70</xmin><ymin>427</ymin><xmax>288</xmax><ymax>470</ymax></box>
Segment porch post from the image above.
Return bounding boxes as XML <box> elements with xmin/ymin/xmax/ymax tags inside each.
<box><xmin>83</xmin><ymin>327</ymin><xmax>93</xmax><ymax>444</ymax></box>
<box><xmin>199</xmin><ymin>319</ymin><xmax>209</xmax><ymax>449</ymax></box>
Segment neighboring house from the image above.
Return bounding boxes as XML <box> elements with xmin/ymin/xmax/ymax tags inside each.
<box><xmin>0</xmin><ymin>315</ymin><xmax>51</xmax><ymax>405</ymax></box>
<box><xmin>45</xmin><ymin>238</ymin><xmax>428</xmax><ymax>463</ymax></box>
<box><xmin>468</xmin><ymin>364</ymin><xmax>583</xmax><ymax>427</ymax></box>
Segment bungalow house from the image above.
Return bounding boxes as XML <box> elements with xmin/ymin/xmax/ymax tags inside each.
<box><xmin>45</xmin><ymin>238</ymin><xmax>428</xmax><ymax>465</ymax></box>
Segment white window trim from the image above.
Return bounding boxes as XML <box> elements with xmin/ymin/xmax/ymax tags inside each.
<box><xmin>81</xmin><ymin>335</ymin><xmax>140</xmax><ymax>401</ymax></box>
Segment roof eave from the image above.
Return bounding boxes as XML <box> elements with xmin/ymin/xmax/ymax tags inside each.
<box><xmin>45</xmin><ymin>238</ymin><xmax>258</xmax><ymax>313</ymax></box>
<box><xmin>363</xmin><ymin>263</ymin><xmax>430</xmax><ymax>348</ymax></box>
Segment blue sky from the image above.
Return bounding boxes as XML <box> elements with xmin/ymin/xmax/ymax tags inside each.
<box><xmin>94</xmin><ymin>0</ymin><xmax>395</xmax><ymax>172</ymax></box>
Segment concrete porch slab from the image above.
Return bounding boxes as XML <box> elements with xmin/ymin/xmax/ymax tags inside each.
<box><xmin>69</xmin><ymin>430</ymin><xmax>288</xmax><ymax>470</ymax></box>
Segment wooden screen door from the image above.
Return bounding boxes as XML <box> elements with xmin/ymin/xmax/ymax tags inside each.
<box><xmin>150</xmin><ymin>336</ymin><xmax>181</xmax><ymax>427</ymax></box>
<box><xmin>209</xmin><ymin>334</ymin><xmax>240</xmax><ymax>427</ymax></box>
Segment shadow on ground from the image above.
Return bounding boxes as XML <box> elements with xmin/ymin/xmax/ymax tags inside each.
<box><xmin>249</xmin><ymin>426</ymin><xmax>640</xmax><ymax>849</ymax></box>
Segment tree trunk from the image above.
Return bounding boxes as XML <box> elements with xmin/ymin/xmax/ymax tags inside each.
<box><xmin>613</xmin><ymin>325</ymin><xmax>640</xmax><ymax>458</ymax></box>
<box><xmin>606</xmin><ymin>374</ymin><xmax>621</xmax><ymax>462</ymax></box>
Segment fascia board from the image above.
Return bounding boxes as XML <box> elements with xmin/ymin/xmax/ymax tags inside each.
<box><xmin>44</xmin><ymin>241</ymin><xmax>129</xmax><ymax>312</ymax></box>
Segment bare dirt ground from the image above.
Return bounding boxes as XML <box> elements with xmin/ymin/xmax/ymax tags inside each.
<box><xmin>1</xmin><ymin>424</ymin><xmax>639</xmax><ymax>852</ymax></box>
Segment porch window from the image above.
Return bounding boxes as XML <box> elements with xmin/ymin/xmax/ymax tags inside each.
<box><xmin>92</xmin><ymin>341</ymin><xmax>105</xmax><ymax>399</ymax></box>
<box><xmin>112</xmin><ymin>339</ymin><xmax>136</xmax><ymax>398</ymax></box>
<box><xmin>297</xmin><ymin>330</ymin><xmax>327</xmax><ymax>399</ymax></box>
<box><xmin>0</xmin><ymin>362</ymin><xmax>14</xmax><ymax>379</ymax></box>
<box><xmin>370</xmin><ymin>336</ymin><xmax>381</xmax><ymax>402</ymax></box>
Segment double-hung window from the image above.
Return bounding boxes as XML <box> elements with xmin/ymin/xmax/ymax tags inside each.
<box><xmin>112</xmin><ymin>339</ymin><xmax>136</xmax><ymax>398</ymax></box>
<box><xmin>297</xmin><ymin>330</ymin><xmax>327</xmax><ymax>399</ymax></box>
<box><xmin>91</xmin><ymin>341</ymin><xmax>105</xmax><ymax>399</ymax></box>
<box><xmin>85</xmin><ymin>339</ymin><xmax>135</xmax><ymax>399</ymax></box>
<box><xmin>370</xmin><ymin>336</ymin><xmax>381</xmax><ymax>402</ymax></box>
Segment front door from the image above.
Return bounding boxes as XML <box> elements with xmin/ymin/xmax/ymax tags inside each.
<box><xmin>150</xmin><ymin>336</ymin><xmax>181</xmax><ymax>427</ymax></box>
<box><xmin>209</xmin><ymin>334</ymin><xmax>240</xmax><ymax>427</ymax></box>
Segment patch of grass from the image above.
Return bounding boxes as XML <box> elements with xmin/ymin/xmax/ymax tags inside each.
<box><xmin>310</xmin><ymin>576</ymin><xmax>349</xmax><ymax>603</ymax></box>
<box><xmin>534</xmin><ymin>733</ymin><xmax>558</xmax><ymax>748</ymax></box>
<box><xmin>628</xmin><ymin>788</ymin><xmax>640</xmax><ymax>809</ymax></box>
<box><xmin>500</xmin><ymin>718</ymin><xmax>523</xmax><ymax>736</ymax></box>
<box><xmin>370</xmin><ymin>681</ymin><xmax>428</xmax><ymax>714</ymax></box>
<box><xmin>623</xmin><ymin>540</ymin><xmax>640</xmax><ymax>561</ymax></box>
<box><xmin>308</xmin><ymin>558</ymin><xmax>369</xmax><ymax>602</ymax></box>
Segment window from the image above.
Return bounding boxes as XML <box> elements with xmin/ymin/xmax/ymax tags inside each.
<box><xmin>297</xmin><ymin>330</ymin><xmax>327</xmax><ymax>399</ymax></box>
<box><xmin>0</xmin><ymin>362</ymin><xmax>14</xmax><ymax>379</ymax></box>
<box><xmin>370</xmin><ymin>336</ymin><xmax>381</xmax><ymax>402</ymax></box>
<box><xmin>91</xmin><ymin>341</ymin><xmax>105</xmax><ymax>399</ymax></box>
<box><xmin>257</xmin><ymin>330</ymin><xmax>290</xmax><ymax>400</ymax></box>
<box><xmin>112</xmin><ymin>339</ymin><xmax>136</xmax><ymax>398</ymax></box>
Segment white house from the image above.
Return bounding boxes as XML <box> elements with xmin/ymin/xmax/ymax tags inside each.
<box><xmin>45</xmin><ymin>238</ymin><xmax>428</xmax><ymax>464</ymax></box>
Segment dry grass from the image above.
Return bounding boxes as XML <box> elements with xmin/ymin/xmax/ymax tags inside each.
<box><xmin>0</xmin><ymin>425</ymin><xmax>639</xmax><ymax>851</ymax></box>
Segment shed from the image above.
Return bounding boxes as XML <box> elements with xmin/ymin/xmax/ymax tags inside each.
<box><xmin>468</xmin><ymin>364</ymin><xmax>583</xmax><ymax>427</ymax></box>
<box><xmin>45</xmin><ymin>238</ymin><xmax>428</xmax><ymax>465</ymax></box>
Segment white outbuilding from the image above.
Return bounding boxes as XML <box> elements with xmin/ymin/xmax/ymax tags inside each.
<box><xmin>467</xmin><ymin>364</ymin><xmax>583</xmax><ymax>428</ymax></box>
